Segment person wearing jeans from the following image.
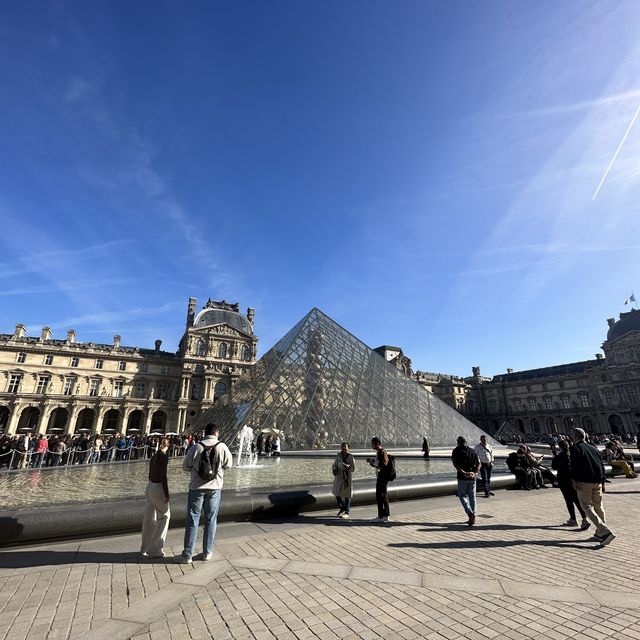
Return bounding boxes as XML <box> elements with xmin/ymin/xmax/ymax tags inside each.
<box><xmin>451</xmin><ymin>436</ymin><xmax>480</xmax><ymax>526</ymax></box>
<box><xmin>474</xmin><ymin>435</ymin><xmax>494</xmax><ymax>497</ymax></box>
<box><xmin>183</xmin><ymin>488</ymin><xmax>221</xmax><ymax>559</ymax></box>
<box><xmin>176</xmin><ymin>423</ymin><xmax>232</xmax><ymax>563</ymax></box>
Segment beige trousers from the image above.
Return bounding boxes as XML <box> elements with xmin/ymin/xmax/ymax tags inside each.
<box><xmin>141</xmin><ymin>482</ymin><xmax>170</xmax><ymax>556</ymax></box>
<box><xmin>573</xmin><ymin>481</ymin><xmax>609</xmax><ymax>537</ymax></box>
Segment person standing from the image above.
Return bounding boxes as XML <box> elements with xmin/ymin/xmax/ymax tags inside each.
<box><xmin>570</xmin><ymin>427</ymin><xmax>615</xmax><ymax>546</ymax></box>
<box><xmin>332</xmin><ymin>442</ymin><xmax>356</xmax><ymax>518</ymax></box>
<box><xmin>367</xmin><ymin>437</ymin><xmax>392</xmax><ymax>522</ymax></box>
<box><xmin>451</xmin><ymin>436</ymin><xmax>480</xmax><ymax>526</ymax></box>
<box><xmin>422</xmin><ymin>437</ymin><xmax>430</xmax><ymax>459</ymax></box>
<box><xmin>551</xmin><ymin>438</ymin><xmax>589</xmax><ymax>529</ymax></box>
<box><xmin>140</xmin><ymin>437</ymin><xmax>171</xmax><ymax>558</ymax></box>
<box><xmin>176</xmin><ymin>423</ymin><xmax>232</xmax><ymax>563</ymax></box>
<box><xmin>474</xmin><ymin>435</ymin><xmax>495</xmax><ymax>497</ymax></box>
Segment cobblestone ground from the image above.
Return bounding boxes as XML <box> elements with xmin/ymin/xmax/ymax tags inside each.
<box><xmin>1</xmin><ymin>481</ymin><xmax>639</xmax><ymax>640</ymax></box>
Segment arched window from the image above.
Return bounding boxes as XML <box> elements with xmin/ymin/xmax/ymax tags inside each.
<box><xmin>530</xmin><ymin>418</ymin><xmax>540</xmax><ymax>433</ymax></box>
<box><xmin>195</xmin><ymin>339</ymin><xmax>206</xmax><ymax>356</ymax></box>
<box><xmin>218</xmin><ymin>343</ymin><xmax>228</xmax><ymax>358</ymax></box>
<box><xmin>214</xmin><ymin>381</ymin><xmax>227</xmax><ymax>400</ymax></box>
<box><xmin>241</xmin><ymin>345</ymin><xmax>251</xmax><ymax>361</ymax></box>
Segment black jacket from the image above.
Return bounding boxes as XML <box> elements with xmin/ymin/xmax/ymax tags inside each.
<box><xmin>569</xmin><ymin>441</ymin><xmax>605</xmax><ymax>483</ymax></box>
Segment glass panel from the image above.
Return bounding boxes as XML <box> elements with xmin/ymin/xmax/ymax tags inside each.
<box><xmin>195</xmin><ymin>308</ymin><xmax>496</xmax><ymax>449</ymax></box>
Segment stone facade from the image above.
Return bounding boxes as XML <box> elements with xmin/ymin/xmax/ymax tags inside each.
<box><xmin>413</xmin><ymin>370</ymin><xmax>471</xmax><ymax>412</ymax></box>
<box><xmin>373</xmin><ymin>345</ymin><xmax>413</xmax><ymax>377</ymax></box>
<box><xmin>462</xmin><ymin>310</ymin><xmax>640</xmax><ymax>437</ymax></box>
<box><xmin>0</xmin><ymin>298</ymin><xmax>257</xmax><ymax>436</ymax></box>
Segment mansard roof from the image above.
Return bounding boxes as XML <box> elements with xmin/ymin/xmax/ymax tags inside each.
<box><xmin>491</xmin><ymin>359</ymin><xmax>599</xmax><ymax>383</ymax></box>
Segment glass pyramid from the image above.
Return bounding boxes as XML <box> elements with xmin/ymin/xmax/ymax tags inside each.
<box><xmin>196</xmin><ymin>308</ymin><xmax>496</xmax><ymax>449</ymax></box>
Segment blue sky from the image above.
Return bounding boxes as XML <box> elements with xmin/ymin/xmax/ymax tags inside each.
<box><xmin>1</xmin><ymin>1</ymin><xmax>640</xmax><ymax>377</ymax></box>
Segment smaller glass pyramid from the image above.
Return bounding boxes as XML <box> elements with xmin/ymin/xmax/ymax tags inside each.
<box><xmin>195</xmin><ymin>308</ymin><xmax>496</xmax><ymax>449</ymax></box>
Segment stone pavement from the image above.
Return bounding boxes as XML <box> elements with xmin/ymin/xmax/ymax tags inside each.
<box><xmin>1</xmin><ymin>481</ymin><xmax>639</xmax><ymax>640</ymax></box>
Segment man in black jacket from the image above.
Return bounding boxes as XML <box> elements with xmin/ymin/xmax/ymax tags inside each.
<box><xmin>452</xmin><ymin>436</ymin><xmax>480</xmax><ymax>526</ymax></box>
<box><xmin>570</xmin><ymin>427</ymin><xmax>615</xmax><ymax>546</ymax></box>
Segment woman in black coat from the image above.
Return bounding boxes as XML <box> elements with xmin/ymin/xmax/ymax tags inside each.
<box><xmin>551</xmin><ymin>439</ymin><xmax>589</xmax><ymax>529</ymax></box>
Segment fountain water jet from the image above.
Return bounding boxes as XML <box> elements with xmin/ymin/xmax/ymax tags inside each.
<box><xmin>236</xmin><ymin>424</ymin><xmax>259</xmax><ymax>467</ymax></box>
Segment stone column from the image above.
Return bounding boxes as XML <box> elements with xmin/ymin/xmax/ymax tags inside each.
<box><xmin>7</xmin><ymin>404</ymin><xmax>21</xmax><ymax>435</ymax></box>
<box><xmin>144</xmin><ymin>410</ymin><xmax>153</xmax><ymax>434</ymax></box>
<box><xmin>66</xmin><ymin>404</ymin><xmax>79</xmax><ymax>435</ymax></box>
<box><xmin>36</xmin><ymin>403</ymin><xmax>48</xmax><ymax>434</ymax></box>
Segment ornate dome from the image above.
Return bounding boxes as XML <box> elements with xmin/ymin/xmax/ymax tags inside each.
<box><xmin>193</xmin><ymin>308</ymin><xmax>253</xmax><ymax>335</ymax></box>
<box><xmin>607</xmin><ymin>309</ymin><xmax>640</xmax><ymax>342</ymax></box>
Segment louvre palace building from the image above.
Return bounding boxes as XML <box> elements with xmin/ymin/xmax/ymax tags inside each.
<box><xmin>0</xmin><ymin>298</ymin><xmax>257</xmax><ymax>436</ymax></box>
<box><xmin>459</xmin><ymin>309</ymin><xmax>640</xmax><ymax>438</ymax></box>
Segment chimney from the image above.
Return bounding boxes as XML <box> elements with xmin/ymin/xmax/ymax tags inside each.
<box><xmin>113</xmin><ymin>335</ymin><xmax>121</xmax><ymax>349</ymax></box>
<box><xmin>607</xmin><ymin>318</ymin><xmax>615</xmax><ymax>328</ymax></box>
<box><xmin>155</xmin><ymin>339</ymin><xmax>162</xmax><ymax>352</ymax></box>
<box><xmin>595</xmin><ymin>353</ymin><xmax>604</xmax><ymax>360</ymax></box>
<box><xmin>187</xmin><ymin>297</ymin><xmax>197</xmax><ymax>327</ymax></box>
<box><xmin>247</xmin><ymin>307</ymin><xmax>255</xmax><ymax>328</ymax></box>
<box><xmin>13</xmin><ymin>324</ymin><xmax>26</xmax><ymax>339</ymax></box>
<box><xmin>507</xmin><ymin>368</ymin><xmax>514</xmax><ymax>374</ymax></box>
<box><xmin>66</xmin><ymin>329</ymin><xmax>76</xmax><ymax>344</ymax></box>
<box><xmin>40</xmin><ymin>326</ymin><xmax>52</xmax><ymax>342</ymax></box>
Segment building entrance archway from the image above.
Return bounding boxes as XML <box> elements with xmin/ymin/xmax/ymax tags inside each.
<box><xmin>0</xmin><ymin>406</ymin><xmax>9</xmax><ymax>433</ymax></box>
<box><xmin>608</xmin><ymin>414</ymin><xmax>624</xmax><ymax>435</ymax></box>
<box><xmin>127</xmin><ymin>410</ymin><xmax>144</xmax><ymax>434</ymax></box>
<box><xmin>47</xmin><ymin>408</ymin><xmax>69</xmax><ymax>434</ymax></box>
<box><xmin>150</xmin><ymin>410</ymin><xmax>167</xmax><ymax>434</ymax></box>
<box><xmin>102</xmin><ymin>409</ymin><xmax>120</xmax><ymax>434</ymax></box>
<box><xmin>17</xmin><ymin>407</ymin><xmax>40</xmax><ymax>432</ymax></box>
<box><xmin>75</xmin><ymin>408</ymin><xmax>96</xmax><ymax>434</ymax></box>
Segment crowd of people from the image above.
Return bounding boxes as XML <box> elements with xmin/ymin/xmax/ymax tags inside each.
<box><xmin>0</xmin><ymin>432</ymin><xmax>192</xmax><ymax>470</ymax></box>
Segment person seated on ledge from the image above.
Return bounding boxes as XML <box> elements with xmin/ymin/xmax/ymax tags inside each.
<box><xmin>506</xmin><ymin>449</ymin><xmax>535</xmax><ymax>490</ymax></box>
<box><xmin>603</xmin><ymin>441</ymin><xmax>638</xmax><ymax>478</ymax></box>
<box><xmin>516</xmin><ymin>445</ymin><xmax>544</xmax><ymax>489</ymax></box>
<box><xmin>524</xmin><ymin>446</ymin><xmax>557</xmax><ymax>487</ymax></box>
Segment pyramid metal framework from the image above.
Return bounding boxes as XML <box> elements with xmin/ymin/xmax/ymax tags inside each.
<box><xmin>195</xmin><ymin>308</ymin><xmax>497</xmax><ymax>449</ymax></box>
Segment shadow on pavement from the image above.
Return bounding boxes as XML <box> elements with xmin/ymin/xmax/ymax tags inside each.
<box><xmin>388</xmin><ymin>538</ymin><xmax>599</xmax><ymax>551</ymax></box>
<box><xmin>0</xmin><ymin>550</ymin><xmax>162</xmax><ymax>569</ymax></box>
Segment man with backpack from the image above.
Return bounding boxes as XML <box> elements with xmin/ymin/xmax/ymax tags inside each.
<box><xmin>367</xmin><ymin>437</ymin><xmax>394</xmax><ymax>523</ymax></box>
<box><xmin>176</xmin><ymin>423</ymin><xmax>232</xmax><ymax>564</ymax></box>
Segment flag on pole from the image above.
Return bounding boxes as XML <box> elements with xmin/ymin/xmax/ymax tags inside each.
<box><xmin>624</xmin><ymin>294</ymin><xmax>636</xmax><ymax>305</ymax></box>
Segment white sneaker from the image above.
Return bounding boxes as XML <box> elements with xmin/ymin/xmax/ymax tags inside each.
<box><xmin>383</xmin><ymin>516</ymin><xmax>391</xmax><ymax>522</ymax></box>
<box><xmin>371</xmin><ymin>517</ymin><xmax>384</xmax><ymax>522</ymax></box>
<box><xmin>202</xmin><ymin>553</ymin><xmax>213</xmax><ymax>561</ymax></box>
<box><xmin>174</xmin><ymin>555</ymin><xmax>192</xmax><ymax>564</ymax></box>
<box><xmin>339</xmin><ymin>513</ymin><xmax>349</xmax><ymax>519</ymax></box>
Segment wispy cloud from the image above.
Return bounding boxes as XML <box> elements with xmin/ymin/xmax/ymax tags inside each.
<box><xmin>0</xmin><ymin>239</ymin><xmax>133</xmax><ymax>279</ymax></box>
<box><xmin>0</xmin><ymin>278</ymin><xmax>135</xmax><ymax>297</ymax></box>
<box><xmin>47</xmin><ymin>301</ymin><xmax>178</xmax><ymax>331</ymax></box>
<box><xmin>61</xmin><ymin>75</ymin><xmax>233</xmax><ymax>289</ymax></box>
<box><xmin>515</xmin><ymin>89</ymin><xmax>640</xmax><ymax>118</ymax></box>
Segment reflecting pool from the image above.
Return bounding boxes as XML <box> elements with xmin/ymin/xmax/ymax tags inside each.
<box><xmin>0</xmin><ymin>457</ymin><xmax>508</xmax><ymax>510</ymax></box>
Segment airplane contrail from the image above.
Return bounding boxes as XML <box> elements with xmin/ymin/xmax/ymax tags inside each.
<box><xmin>592</xmin><ymin>101</ymin><xmax>640</xmax><ymax>200</ymax></box>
